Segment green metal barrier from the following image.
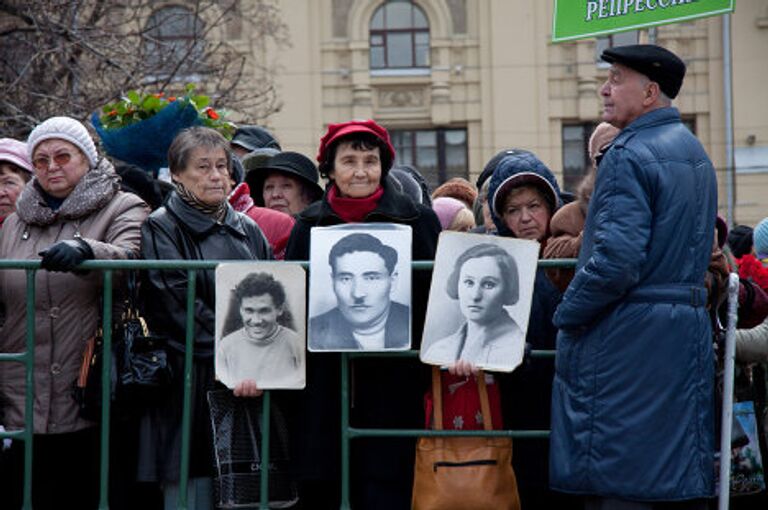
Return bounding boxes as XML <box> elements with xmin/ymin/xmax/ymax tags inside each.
<box><xmin>0</xmin><ymin>258</ymin><xmax>575</xmax><ymax>510</ymax></box>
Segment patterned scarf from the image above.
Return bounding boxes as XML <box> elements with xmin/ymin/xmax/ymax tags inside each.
<box><xmin>15</xmin><ymin>158</ymin><xmax>120</xmax><ymax>226</ymax></box>
<box><xmin>174</xmin><ymin>180</ymin><xmax>228</xmax><ymax>222</ymax></box>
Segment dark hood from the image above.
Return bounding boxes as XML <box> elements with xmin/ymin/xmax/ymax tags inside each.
<box><xmin>486</xmin><ymin>149</ymin><xmax>562</xmax><ymax>237</ymax></box>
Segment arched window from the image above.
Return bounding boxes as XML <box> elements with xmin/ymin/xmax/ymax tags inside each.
<box><xmin>370</xmin><ymin>0</ymin><xmax>429</xmax><ymax>70</ymax></box>
<box><xmin>145</xmin><ymin>6</ymin><xmax>206</xmax><ymax>77</ymax></box>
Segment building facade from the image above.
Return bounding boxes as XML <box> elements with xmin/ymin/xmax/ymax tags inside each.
<box><xmin>9</xmin><ymin>0</ymin><xmax>760</xmax><ymax>222</ymax></box>
<box><xmin>257</xmin><ymin>0</ymin><xmax>768</xmax><ymax>224</ymax></box>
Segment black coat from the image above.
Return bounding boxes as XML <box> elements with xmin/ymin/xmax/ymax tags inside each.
<box><xmin>137</xmin><ymin>192</ymin><xmax>272</xmax><ymax>482</ymax></box>
<box><xmin>309</xmin><ymin>302</ymin><xmax>411</xmax><ymax>350</ymax></box>
<box><xmin>284</xmin><ymin>181</ymin><xmax>440</xmax><ymax>507</ymax></box>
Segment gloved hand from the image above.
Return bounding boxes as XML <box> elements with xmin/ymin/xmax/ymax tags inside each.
<box><xmin>39</xmin><ymin>239</ymin><xmax>94</xmax><ymax>273</ymax></box>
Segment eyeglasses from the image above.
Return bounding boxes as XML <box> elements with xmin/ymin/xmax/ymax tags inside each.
<box><xmin>32</xmin><ymin>152</ymin><xmax>73</xmax><ymax>172</ymax></box>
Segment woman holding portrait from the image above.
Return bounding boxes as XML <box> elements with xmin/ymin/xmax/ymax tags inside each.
<box><xmin>284</xmin><ymin>119</ymin><xmax>441</xmax><ymax>509</ymax></box>
<box><xmin>422</xmin><ymin>243</ymin><xmax>524</xmax><ymax>371</ymax></box>
<box><xmin>137</xmin><ymin>127</ymin><xmax>272</xmax><ymax>510</ymax></box>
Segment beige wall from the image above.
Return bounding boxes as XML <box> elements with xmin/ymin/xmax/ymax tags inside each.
<box><xmin>261</xmin><ymin>0</ymin><xmax>768</xmax><ymax>225</ymax></box>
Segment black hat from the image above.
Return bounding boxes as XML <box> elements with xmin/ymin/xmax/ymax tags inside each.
<box><xmin>601</xmin><ymin>44</ymin><xmax>686</xmax><ymax>99</ymax></box>
<box><xmin>247</xmin><ymin>151</ymin><xmax>324</xmax><ymax>206</ymax></box>
<box><xmin>231</xmin><ymin>125</ymin><xmax>281</xmax><ymax>152</ymax></box>
<box><xmin>242</xmin><ymin>147</ymin><xmax>281</xmax><ymax>173</ymax></box>
<box><xmin>728</xmin><ymin>225</ymin><xmax>754</xmax><ymax>259</ymax></box>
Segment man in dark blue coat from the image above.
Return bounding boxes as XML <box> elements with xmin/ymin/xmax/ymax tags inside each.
<box><xmin>550</xmin><ymin>45</ymin><xmax>718</xmax><ymax>510</ymax></box>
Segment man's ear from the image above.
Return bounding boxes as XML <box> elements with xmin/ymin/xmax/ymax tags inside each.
<box><xmin>389</xmin><ymin>271</ymin><xmax>398</xmax><ymax>295</ymax></box>
<box><xmin>643</xmin><ymin>81</ymin><xmax>660</xmax><ymax>106</ymax></box>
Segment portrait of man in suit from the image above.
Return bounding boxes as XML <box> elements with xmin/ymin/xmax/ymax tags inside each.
<box><xmin>309</xmin><ymin>232</ymin><xmax>410</xmax><ymax>351</ymax></box>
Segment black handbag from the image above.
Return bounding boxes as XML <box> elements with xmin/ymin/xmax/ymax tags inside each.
<box><xmin>114</xmin><ymin>305</ymin><xmax>172</xmax><ymax>407</ymax></box>
<box><xmin>73</xmin><ymin>272</ymin><xmax>172</xmax><ymax>420</ymax></box>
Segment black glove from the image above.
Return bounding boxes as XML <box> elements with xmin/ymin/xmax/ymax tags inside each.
<box><xmin>39</xmin><ymin>239</ymin><xmax>94</xmax><ymax>272</ymax></box>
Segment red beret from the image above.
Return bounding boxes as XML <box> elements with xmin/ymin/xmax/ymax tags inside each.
<box><xmin>316</xmin><ymin>119</ymin><xmax>396</xmax><ymax>166</ymax></box>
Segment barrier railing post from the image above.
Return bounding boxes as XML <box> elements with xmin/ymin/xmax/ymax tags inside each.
<box><xmin>178</xmin><ymin>269</ymin><xmax>197</xmax><ymax>510</ymax></box>
<box><xmin>259</xmin><ymin>390</ymin><xmax>272</xmax><ymax>509</ymax></box>
<box><xmin>99</xmin><ymin>269</ymin><xmax>114</xmax><ymax>510</ymax></box>
<box><xmin>22</xmin><ymin>269</ymin><xmax>36</xmax><ymax>510</ymax></box>
<box><xmin>340</xmin><ymin>353</ymin><xmax>351</xmax><ymax>510</ymax></box>
<box><xmin>718</xmin><ymin>273</ymin><xmax>740</xmax><ymax>510</ymax></box>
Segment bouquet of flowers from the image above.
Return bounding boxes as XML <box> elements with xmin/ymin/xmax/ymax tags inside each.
<box><xmin>92</xmin><ymin>84</ymin><xmax>236</xmax><ymax>174</ymax></box>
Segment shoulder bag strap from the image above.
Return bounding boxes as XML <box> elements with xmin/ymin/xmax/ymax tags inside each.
<box><xmin>431</xmin><ymin>366</ymin><xmax>443</xmax><ymax>431</ymax></box>
<box><xmin>477</xmin><ymin>370</ymin><xmax>493</xmax><ymax>431</ymax></box>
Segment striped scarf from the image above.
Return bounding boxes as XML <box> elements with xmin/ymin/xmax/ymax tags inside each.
<box><xmin>174</xmin><ymin>181</ymin><xmax>228</xmax><ymax>222</ymax></box>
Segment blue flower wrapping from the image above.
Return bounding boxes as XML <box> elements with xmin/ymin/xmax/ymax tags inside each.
<box><xmin>91</xmin><ymin>100</ymin><xmax>202</xmax><ymax>174</ymax></box>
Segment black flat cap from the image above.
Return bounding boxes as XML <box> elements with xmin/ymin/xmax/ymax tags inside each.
<box><xmin>247</xmin><ymin>151</ymin><xmax>324</xmax><ymax>206</ymax></box>
<box><xmin>601</xmin><ymin>44</ymin><xmax>686</xmax><ymax>99</ymax></box>
<box><xmin>231</xmin><ymin>125</ymin><xmax>281</xmax><ymax>152</ymax></box>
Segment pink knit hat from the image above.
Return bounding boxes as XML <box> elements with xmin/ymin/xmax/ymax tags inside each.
<box><xmin>432</xmin><ymin>197</ymin><xmax>468</xmax><ymax>231</ymax></box>
<box><xmin>0</xmin><ymin>138</ymin><xmax>33</xmax><ymax>174</ymax></box>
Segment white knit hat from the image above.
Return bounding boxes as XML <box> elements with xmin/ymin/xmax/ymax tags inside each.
<box><xmin>27</xmin><ymin>116</ymin><xmax>98</xmax><ymax>168</ymax></box>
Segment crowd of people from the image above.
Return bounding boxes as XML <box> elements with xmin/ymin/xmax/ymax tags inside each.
<box><xmin>0</xmin><ymin>42</ymin><xmax>766</xmax><ymax>510</ymax></box>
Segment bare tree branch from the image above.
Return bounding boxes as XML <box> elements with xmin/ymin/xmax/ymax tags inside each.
<box><xmin>0</xmin><ymin>0</ymin><xmax>290</xmax><ymax>138</ymax></box>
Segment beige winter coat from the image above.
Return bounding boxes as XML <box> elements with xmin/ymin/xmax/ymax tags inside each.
<box><xmin>0</xmin><ymin>159</ymin><xmax>148</xmax><ymax>434</ymax></box>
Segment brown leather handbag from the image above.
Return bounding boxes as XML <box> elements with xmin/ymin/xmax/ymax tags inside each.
<box><xmin>412</xmin><ymin>367</ymin><xmax>521</xmax><ymax>510</ymax></box>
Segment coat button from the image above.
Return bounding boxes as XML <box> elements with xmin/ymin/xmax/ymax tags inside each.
<box><xmin>51</xmin><ymin>363</ymin><xmax>61</xmax><ymax>375</ymax></box>
<box><xmin>49</xmin><ymin>307</ymin><xmax>60</xmax><ymax>318</ymax></box>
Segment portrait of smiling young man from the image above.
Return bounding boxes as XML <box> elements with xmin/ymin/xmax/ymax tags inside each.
<box><xmin>216</xmin><ymin>270</ymin><xmax>305</xmax><ymax>390</ymax></box>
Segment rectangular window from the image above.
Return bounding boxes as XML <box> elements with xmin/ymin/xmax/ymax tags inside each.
<box><xmin>562</xmin><ymin>122</ymin><xmax>596</xmax><ymax>193</ymax></box>
<box><xmin>390</xmin><ymin>128</ymin><xmax>468</xmax><ymax>191</ymax></box>
<box><xmin>595</xmin><ymin>31</ymin><xmax>638</xmax><ymax>65</ymax></box>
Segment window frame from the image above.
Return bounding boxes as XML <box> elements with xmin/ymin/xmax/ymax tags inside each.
<box><xmin>561</xmin><ymin>122</ymin><xmax>597</xmax><ymax>193</ymax></box>
<box><xmin>144</xmin><ymin>6</ymin><xmax>207</xmax><ymax>79</ymax></box>
<box><xmin>390</xmin><ymin>127</ymin><xmax>468</xmax><ymax>190</ymax></box>
<box><xmin>369</xmin><ymin>0</ymin><xmax>430</xmax><ymax>71</ymax></box>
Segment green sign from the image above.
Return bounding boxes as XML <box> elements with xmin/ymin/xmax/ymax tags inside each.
<box><xmin>552</xmin><ymin>0</ymin><xmax>735</xmax><ymax>42</ymax></box>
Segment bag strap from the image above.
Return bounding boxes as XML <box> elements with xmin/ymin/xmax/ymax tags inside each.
<box><xmin>431</xmin><ymin>366</ymin><xmax>443</xmax><ymax>431</ymax></box>
<box><xmin>430</xmin><ymin>366</ymin><xmax>494</xmax><ymax>431</ymax></box>
<box><xmin>477</xmin><ymin>370</ymin><xmax>493</xmax><ymax>431</ymax></box>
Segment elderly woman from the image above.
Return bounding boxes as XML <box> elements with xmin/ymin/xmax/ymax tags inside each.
<box><xmin>0</xmin><ymin>138</ymin><xmax>33</xmax><ymax>227</ymax></box>
<box><xmin>284</xmin><ymin>119</ymin><xmax>441</xmax><ymax>509</ymax></box>
<box><xmin>248</xmin><ymin>151</ymin><xmax>324</xmax><ymax>216</ymax></box>
<box><xmin>0</xmin><ymin>116</ymin><xmax>148</xmax><ymax>509</ymax></box>
<box><xmin>422</xmin><ymin>243</ymin><xmax>524</xmax><ymax>371</ymax></box>
<box><xmin>483</xmin><ymin>149</ymin><xmax>582</xmax><ymax>509</ymax></box>
<box><xmin>137</xmin><ymin>127</ymin><xmax>272</xmax><ymax>510</ymax></box>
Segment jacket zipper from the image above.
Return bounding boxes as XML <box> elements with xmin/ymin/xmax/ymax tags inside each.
<box><xmin>433</xmin><ymin>459</ymin><xmax>498</xmax><ymax>472</ymax></box>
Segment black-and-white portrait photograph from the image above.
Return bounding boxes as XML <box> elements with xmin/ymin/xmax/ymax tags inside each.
<box><xmin>215</xmin><ymin>263</ymin><xmax>306</xmax><ymax>389</ymax></box>
<box><xmin>308</xmin><ymin>224</ymin><xmax>412</xmax><ymax>351</ymax></box>
<box><xmin>420</xmin><ymin>232</ymin><xmax>538</xmax><ymax>372</ymax></box>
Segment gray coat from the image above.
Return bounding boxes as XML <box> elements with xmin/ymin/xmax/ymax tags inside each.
<box><xmin>0</xmin><ymin>159</ymin><xmax>148</xmax><ymax>434</ymax></box>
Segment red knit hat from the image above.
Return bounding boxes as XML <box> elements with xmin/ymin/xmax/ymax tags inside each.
<box><xmin>316</xmin><ymin>119</ymin><xmax>396</xmax><ymax>168</ymax></box>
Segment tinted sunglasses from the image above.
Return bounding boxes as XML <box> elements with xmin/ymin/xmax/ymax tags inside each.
<box><xmin>32</xmin><ymin>152</ymin><xmax>73</xmax><ymax>172</ymax></box>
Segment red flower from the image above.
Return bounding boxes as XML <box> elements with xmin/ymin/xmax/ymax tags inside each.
<box><xmin>108</xmin><ymin>110</ymin><xmax>118</xmax><ymax>117</ymax></box>
<box><xmin>168</xmin><ymin>96</ymin><xmax>177</xmax><ymax>102</ymax></box>
<box><xmin>206</xmin><ymin>108</ymin><xmax>219</xmax><ymax>120</ymax></box>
